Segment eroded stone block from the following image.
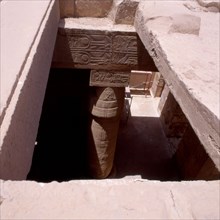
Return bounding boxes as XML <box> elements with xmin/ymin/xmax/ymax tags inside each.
<box><xmin>75</xmin><ymin>0</ymin><xmax>113</xmax><ymax>17</ymax></box>
<box><xmin>59</xmin><ymin>0</ymin><xmax>74</xmax><ymax>18</ymax></box>
<box><xmin>115</xmin><ymin>0</ymin><xmax>140</xmax><ymax>25</ymax></box>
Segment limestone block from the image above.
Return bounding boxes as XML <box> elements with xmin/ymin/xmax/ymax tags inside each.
<box><xmin>59</xmin><ymin>0</ymin><xmax>74</xmax><ymax>18</ymax></box>
<box><xmin>114</xmin><ymin>0</ymin><xmax>140</xmax><ymax>25</ymax></box>
<box><xmin>75</xmin><ymin>0</ymin><xmax>113</xmax><ymax>17</ymax></box>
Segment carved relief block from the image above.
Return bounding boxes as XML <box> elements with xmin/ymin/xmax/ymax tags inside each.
<box><xmin>52</xmin><ymin>27</ymin><xmax>157</xmax><ymax>70</ymax></box>
<box><xmin>67</xmin><ymin>31</ymin><xmax>112</xmax><ymax>65</ymax></box>
<box><xmin>112</xmin><ymin>34</ymin><xmax>138</xmax><ymax>65</ymax></box>
<box><xmin>90</xmin><ymin>70</ymin><xmax>130</xmax><ymax>87</ymax></box>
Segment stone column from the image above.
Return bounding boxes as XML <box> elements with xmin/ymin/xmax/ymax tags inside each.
<box><xmin>88</xmin><ymin>70</ymin><xmax>129</xmax><ymax>178</ymax></box>
<box><xmin>88</xmin><ymin>87</ymin><xmax>124</xmax><ymax>178</ymax></box>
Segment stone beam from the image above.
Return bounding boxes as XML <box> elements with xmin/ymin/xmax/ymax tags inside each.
<box><xmin>52</xmin><ymin>18</ymin><xmax>157</xmax><ymax>71</ymax></box>
<box><xmin>135</xmin><ymin>1</ymin><xmax>220</xmax><ymax>170</ymax></box>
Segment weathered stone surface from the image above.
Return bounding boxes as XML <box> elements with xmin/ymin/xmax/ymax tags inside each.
<box><xmin>168</xmin><ymin>14</ymin><xmax>201</xmax><ymax>35</ymax></box>
<box><xmin>52</xmin><ymin>18</ymin><xmax>157</xmax><ymax>71</ymax></box>
<box><xmin>150</xmin><ymin>71</ymin><xmax>165</xmax><ymax>97</ymax></box>
<box><xmin>158</xmin><ymin>87</ymin><xmax>189</xmax><ymax>155</ymax></box>
<box><xmin>90</xmin><ymin>70</ymin><xmax>130</xmax><ymax>87</ymax></box>
<box><xmin>176</xmin><ymin>126</ymin><xmax>220</xmax><ymax>180</ymax></box>
<box><xmin>75</xmin><ymin>0</ymin><xmax>113</xmax><ymax>18</ymax></box>
<box><xmin>59</xmin><ymin>0</ymin><xmax>113</xmax><ymax>18</ymax></box>
<box><xmin>114</xmin><ymin>0</ymin><xmax>140</xmax><ymax>25</ymax></box>
<box><xmin>160</xmin><ymin>90</ymin><xmax>189</xmax><ymax>138</ymax></box>
<box><xmin>127</xmin><ymin>70</ymin><xmax>153</xmax><ymax>94</ymax></box>
<box><xmin>0</xmin><ymin>179</ymin><xmax>219</xmax><ymax>219</ymax></box>
<box><xmin>59</xmin><ymin>0</ymin><xmax>74</xmax><ymax>18</ymax></box>
<box><xmin>88</xmin><ymin>87</ymin><xmax>124</xmax><ymax>178</ymax></box>
<box><xmin>0</xmin><ymin>0</ymin><xmax>59</xmax><ymax>180</ymax></box>
<box><xmin>135</xmin><ymin>1</ymin><xmax>220</xmax><ymax>171</ymax></box>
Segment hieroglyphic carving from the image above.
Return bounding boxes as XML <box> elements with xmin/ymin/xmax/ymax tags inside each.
<box><xmin>112</xmin><ymin>35</ymin><xmax>138</xmax><ymax>65</ymax></box>
<box><xmin>67</xmin><ymin>32</ymin><xmax>112</xmax><ymax>65</ymax></box>
<box><xmin>60</xmin><ymin>29</ymin><xmax>138</xmax><ymax>67</ymax></box>
<box><xmin>90</xmin><ymin>70</ymin><xmax>130</xmax><ymax>87</ymax></box>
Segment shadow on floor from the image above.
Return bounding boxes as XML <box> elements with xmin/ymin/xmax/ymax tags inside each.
<box><xmin>114</xmin><ymin>107</ymin><xmax>180</xmax><ymax>181</ymax></box>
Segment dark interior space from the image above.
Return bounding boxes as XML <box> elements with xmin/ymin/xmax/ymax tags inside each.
<box><xmin>27</xmin><ymin>68</ymin><xmax>218</xmax><ymax>183</ymax></box>
<box><xmin>27</xmin><ymin>68</ymin><xmax>91</xmax><ymax>182</ymax></box>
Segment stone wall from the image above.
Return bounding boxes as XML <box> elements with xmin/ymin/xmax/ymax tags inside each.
<box><xmin>0</xmin><ymin>0</ymin><xmax>60</xmax><ymax>180</ymax></box>
<box><xmin>176</xmin><ymin>126</ymin><xmax>220</xmax><ymax>180</ymax></box>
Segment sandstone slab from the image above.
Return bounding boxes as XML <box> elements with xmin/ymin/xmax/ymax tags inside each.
<box><xmin>0</xmin><ymin>179</ymin><xmax>219</xmax><ymax>219</ymax></box>
<box><xmin>135</xmin><ymin>1</ymin><xmax>220</xmax><ymax>171</ymax></box>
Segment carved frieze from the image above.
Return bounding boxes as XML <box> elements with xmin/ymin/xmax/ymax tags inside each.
<box><xmin>112</xmin><ymin>34</ymin><xmax>137</xmax><ymax>65</ymax></box>
<box><xmin>53</xmin><ymin>28</ymin><xmax>143</xmax><ymax>69</ymax></box>
<box><xmin>52</xmin><ymin>26</ymin><xmax>158</xmax><ymax>71</ymax></box>
<box><xmin>90</xmin><ymin>70</ymin><xmax>130</xmax><ymax>87</ymax></box>
<box><xmin>67</xmin><ymin>32</ymin><xmax>112</xmax><ymax>65</ymax></box>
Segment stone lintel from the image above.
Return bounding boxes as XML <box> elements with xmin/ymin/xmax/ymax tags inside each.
<box><xmin>90</xmin><ymin>70</ymin><xmax>130</xmax><ymax>87</ymax></box>
<box><xmin>52</xmin><ymin>18</ymin><xmax>157</xmax><ymax>71</ymax></box>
